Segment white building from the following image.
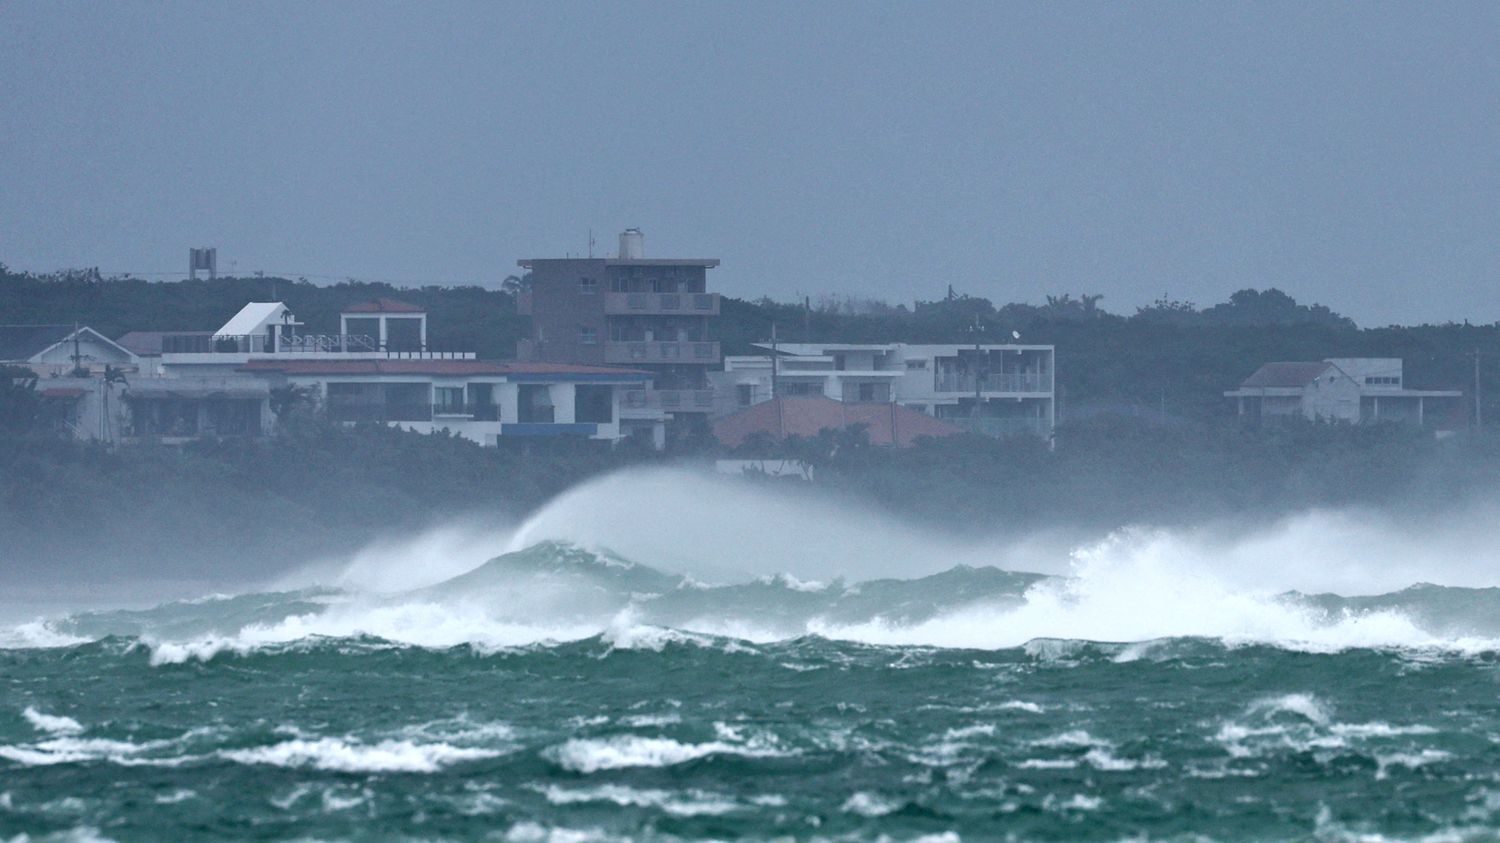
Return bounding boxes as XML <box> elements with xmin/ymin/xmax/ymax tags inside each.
<box><xmin>239</xmin><ymin>359</ymin><xmax>652</xmax><ymax>446</ymax></box>
<box><xmin>710</xmin><ymin>342</ymin><xmax>1056</xmax><ymax>439</ymax></box>
<box><xmin>1224</xmin><ymin>358</ymin><xmax>1465</xmax><ymax>429</ymax></box>
<box><xmin>115</xmin><ymin>300</ymin><xmax>662</xmax><ymax>446</ymax></box>
<box><xmin>0</xmin><ymin>325</ymin><xmax>139</xmax><ymax>441</ymax></box>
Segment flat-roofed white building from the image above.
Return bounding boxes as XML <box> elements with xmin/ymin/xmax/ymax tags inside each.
<box><xmin>115</xmin><ymin>300</ymin><xmax>664</xmax><ymax>446</ymax></box>
<box><xmin>711</xmin><ymin>342</ymin><xmax>1056</xmax><ymax>439</ymax></box>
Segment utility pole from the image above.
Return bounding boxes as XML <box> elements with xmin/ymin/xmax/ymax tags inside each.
<box><xmin>971</xmin><ymin>317</ymin><xmax>983</xmax><ymax>427</ymax></box>
<box><xmin>1476</xmin><ymin>348</ymin><xmax>1483</xmax><ymax>428</ymax></box>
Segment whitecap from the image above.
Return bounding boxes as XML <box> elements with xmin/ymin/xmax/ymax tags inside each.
<box><xmin>545</xmin><ymin>734</ymin><xmax>788</xmax><ymax>773</ymax></box>
<box><xmin>22</xmin><ymin>708</ymin><xmax>83</xmax><ymax>736</ymax></box>
<box><xmin>536</xmin><ymin>784</ymin><xmax>738</xmax><ymax>816</ymax></box>
<box><xmin>841</xmin><ymin>791</ymin><xmax>899</xmax><ymax>817</ymax></box>
<box><xmin>221</xmin><ymin>737</ymin><xmax>501</xmax><ymax>773</ymax></box>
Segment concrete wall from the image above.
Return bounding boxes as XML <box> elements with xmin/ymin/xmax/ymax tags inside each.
<box><xmin>522</xmin><ymin>259</ymin><xmax>609</xmax><ymax>364</ymax></box>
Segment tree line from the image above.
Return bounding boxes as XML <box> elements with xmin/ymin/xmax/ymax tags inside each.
<box><xmin>3</xmin><ymin>264</ymin><xmax>1497</xmax><ymax>423</ymax></box>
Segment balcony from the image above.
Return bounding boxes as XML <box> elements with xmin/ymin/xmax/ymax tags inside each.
<box><xmin>621</xmin><ymin>388</ymin><xmax>716</xmax><ymax>413</ymax></box>
<box><xmin>604</xmin><ymin>341</ymin><xmax>720</xmax><ymax>365</ymax></box>
<box><xmin>935</xmin><ymin>372</ymin><xmax>1053</xmax><ymax>394</ymax></box>
<box><xmin>605</xmin><ymin>292</ymin><xmax>719</xmax><ymax>316</ymax></box>
<box><xmin>433</xmin><ymin>403</ymin><xmax>500</xmax><ymax>421</ymax></box>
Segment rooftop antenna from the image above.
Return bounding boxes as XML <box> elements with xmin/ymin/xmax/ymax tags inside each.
<box><xmin>588</xmin><ymin>228</ymin><xmax>595</xmax><ymax>259</ymax></box>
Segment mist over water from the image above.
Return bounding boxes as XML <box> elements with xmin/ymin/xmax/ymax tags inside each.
<box><xmin>11</xmin><ymin>466</ymin><xmax>1500</xmax><ymax>656</ymax></box>
<box><xmin>10</xmin><ymin>468</ymin><xmax>1500</xmax><ymax>840</ymax></box>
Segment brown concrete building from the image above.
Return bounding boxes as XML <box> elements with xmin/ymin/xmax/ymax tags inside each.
<box><xmin>517</xmin><ymin>229</ymin><xmax>721</xmax><ymax>421</ymax></box>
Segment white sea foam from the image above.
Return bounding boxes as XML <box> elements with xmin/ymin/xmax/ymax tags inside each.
<box><xmin>28</xmin><ymin>473</ymin><xmax>1500</xmax><ymax>658</ymax></box>
<box><xmin>22</xmin><ymin>708</ymin><xmax>83</xmax><ymax>736</ymax></box>
<box><xmin>0</xmin><ymin>621</ymin><xmax>89</xmax><ymax>650</ymax></box>
<box><xmin>221</xmin><ymin>737</ymin><xmax>501</xmax><ymax>773</ymax></box>
<box><xmin>808</xmin><ymin>528</ymin><xmax>1490</xmax><ymax>652</ymax></box>
<box><xmin>0</xmin><ymin>736</ymin><xmax>198</xmax><ymax>767</ymax></box>
<box><xmin>536</xmin><ymin>784</ymin><xmax>738</xmax><ymax>816</ymax></box>
<box><xmin>501</xmin><ymin>823</ymin><xmax>615</xmax><ymax>843</ymax></box>
<box><xmin>546</xmin><ymin>734</ymin><xmax>789</xmax><ymax>773</ymax></box>
<box><xmin>841</xmin><ymin>791</ymin><xmax>900</xmax><ymax>817</ymax></box>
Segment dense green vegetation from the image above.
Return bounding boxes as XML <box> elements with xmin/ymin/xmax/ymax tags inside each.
<box><xmin>4</xmin><ymin>265</ymin><xmax>1496</xmax><ymax>423</ymax></box>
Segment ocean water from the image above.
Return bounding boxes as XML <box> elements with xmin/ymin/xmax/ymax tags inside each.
<box><xmin>8</xmin><ymin>532</ymin><xmax>1500</xmax><ymax>843</ymax></box>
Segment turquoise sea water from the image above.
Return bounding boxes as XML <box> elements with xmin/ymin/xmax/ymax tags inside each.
<box><xmin>6</xmin><ymin>542</ymin><xmax>1500</xmax><ymax>841</ymax></box>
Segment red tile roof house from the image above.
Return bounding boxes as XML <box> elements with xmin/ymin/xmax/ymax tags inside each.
<box><xmin>712</xmin><ymin>396</ymin><xmax>964</xmax><ymax>449</ymax></box>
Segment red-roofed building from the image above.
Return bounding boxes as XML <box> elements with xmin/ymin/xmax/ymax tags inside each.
<box><xmin>712</xmin><ymin>396</ymin><xmax>964</xmax><ymax>449</ymax></box>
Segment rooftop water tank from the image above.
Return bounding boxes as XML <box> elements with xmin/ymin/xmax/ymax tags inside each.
<box><xmin>619</xmin><ymin>228</ymin><xmax>644</xmax><ymax>259</ymax></box>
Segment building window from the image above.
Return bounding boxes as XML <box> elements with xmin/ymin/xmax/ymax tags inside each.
<box><xmin>575</xmin><ymin>385</ymin><xmax>613</xmax><ymax>424</ymax></box>
<box><xmin>1365</xmin><ymin>376</ymin><xmax>1400</xmax><ymax>386</ymax></box>
<box><xmin>859</xmin><ymin>383</ymin><xmax>876</xmax><ymax>402</ymax></box>
<box><xmin>737</xmin><ymin>384</ymin><xmax>754</xmax><ymax>406</ymax></box>
<box><xmin>435</xmin><ymin>387</ymin><xmax>464</xmax><ymax>412</ymax></box>
<box><xmin>579</xmin><ymin>327</ymin><xmax>598</xmax><ymax>345</ymax></box>
<box><xmin>579</xmin><ymin>277</ymin><xmax>598</xmax><ymax>294</ymax></box>
<box><xmin>906</xmin><ymin>360</ymin><xmax>928</xmax><ymax>370</ymax></box>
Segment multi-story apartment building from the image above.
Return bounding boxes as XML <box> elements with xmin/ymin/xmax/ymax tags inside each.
<box><xmin>517</xmin><ymin>230</ymin><xmax>721</xmax><ymax>427</ymax></box>
<box><xmin>711</xmin><ymin>342</ymin><xmax>1057</xmax><ymax>439</ymax></box>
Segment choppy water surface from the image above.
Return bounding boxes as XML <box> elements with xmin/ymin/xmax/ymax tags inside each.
<box><xmin>7</xmin><ymin>540</ymin><xmax>1500</xmax><ymax>841</ymax></box>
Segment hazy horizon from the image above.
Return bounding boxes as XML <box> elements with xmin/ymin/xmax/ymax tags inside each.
<box><xmin>3</xmin><ymin>2</ymin><xmax>1498</xmax><ymax>327</ymax></box>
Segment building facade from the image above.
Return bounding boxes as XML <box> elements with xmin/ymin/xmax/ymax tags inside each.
<box><xmin>517</xmin><ymin>230</ymin><xmax>721</xmax><ymax>430</ymax></box>
<box><xmin>1225</xmin><ymin>358</ymin><xmax>1465</xmax><ymax>430</ymax></box>
<box><xmin>711</xmin><ymin>342</ymin><xmax>1057</xmax><ymax>439</ymax></box>
<box><xmin>114</xmin><ymin>299</ymin><xmax>663</xmax><ymax>446</ymax></box>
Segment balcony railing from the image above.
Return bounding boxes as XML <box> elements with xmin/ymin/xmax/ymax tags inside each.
<box><xmin>278</xmin><ymin>334</ymin><xmax>379</xmax><ymax>353</ymax></box>
<box><xmin>330</xmin><ymin>402</ymin><xmax>503</xmax><ymax>423</ymax></box>
<box><xmin>604</xmin><ymin>341</ymin><xmax>720</xmax><ymax>365</ymax></box>
<box><xmin>935</xmin><ymin>372</ymin><xmax>1052</xmax><ymax>394</ymax></box>
<box><xmin>605</xmin><ymin>292</ymin><xmax>719</xmax><ymax>315</ymax></box>
<box><xmin>949</xmin><ymin>417</ymin><xmax>1052</xmax><ymax>438</ymax></box>
<box><xmin>433</xmin><ymin>403</ymin><xmax>500</xmax><ymax>421</ymax></box>
<box><xmin>621</xmin><ymin>388</ymin><xmax>715</xmax><ymax>412</ymax></box>
<box><xmin>160</xmin><ymin>333</ymin><xmax>467</xmax><ymax>357</ymax></box>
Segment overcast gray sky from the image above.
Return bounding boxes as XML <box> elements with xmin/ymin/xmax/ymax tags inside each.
<box><xmin>2</xmin><ymin>2</ymin><xmax>1497</xmax><ymax>326</ymax></box>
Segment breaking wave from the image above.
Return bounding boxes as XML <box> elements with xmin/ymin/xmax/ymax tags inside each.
<box><xmin>10</xmin><ymin>468</ymin><xmax>1500</xmax><ymax>658</ymax></box>
<box><xmin>11</xmin><ymin>530</ymin><xmax>1500</xmax><ymax>661</ymax></box>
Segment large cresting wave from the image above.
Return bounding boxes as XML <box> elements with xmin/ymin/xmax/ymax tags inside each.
<box><xmin>8</xmin><ymin>467</ymin><xmax>1500</xmax><ymax>658</ymax></box>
